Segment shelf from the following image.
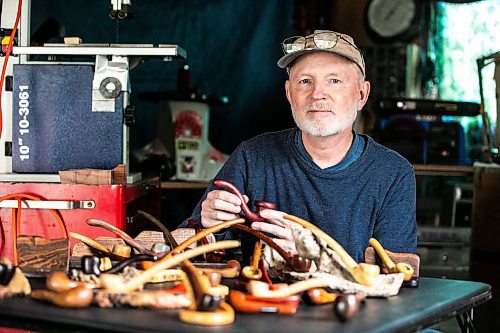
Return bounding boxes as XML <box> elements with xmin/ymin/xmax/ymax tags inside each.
<box><xmin>161</xmin><ymin>166</ymin><xmax>475</xmax><ymax>187</ymax></box>
<box><xmin>161</xmin><ymin>181</ymin><xmax>209</xmax><ymax>189</ymax></box>
<box><xmin>413</xmin><ymin>164</ymin><xmax>474</xmax><ymax>176</ymax></box>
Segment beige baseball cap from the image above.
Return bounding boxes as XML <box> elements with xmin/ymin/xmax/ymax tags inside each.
<box><xmin>277</xmin><ymin>30</ymin><xmax>365</xmax><ymax>77</ymax></box>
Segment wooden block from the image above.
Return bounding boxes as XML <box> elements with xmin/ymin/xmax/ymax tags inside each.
<box><xmin>134</xmin><ymin>229</ymin><xmax>216</xmax><ymax>250</ymax></box>
<box><xmin>17</xmin><ymin>235</ymin><xmax>69</xmax><ymax>276</ymax></box>
<box><xmin>59</xmin><ymin>164</ymin><xmax>126</xmax><ymax>185</ymax></box>
<box><xmin>63</xmin><ymin>37</ymin><xmax>82</xmax><ymax>45</ymax></box>
<box><xmin>364</xmin><ymin>246</ymin><xmax>420</xmax><ymax>277</ymax></box>
<box><xmin>70</xmin><ymin>236</ymin><xmax>125</xmax><ymax>268</ymax></box>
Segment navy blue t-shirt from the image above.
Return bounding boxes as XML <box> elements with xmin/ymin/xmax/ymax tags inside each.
<box><xmin>179</xmin><ymin>128</ymin><xmax>417</xmax><ymax>263</ymax></box>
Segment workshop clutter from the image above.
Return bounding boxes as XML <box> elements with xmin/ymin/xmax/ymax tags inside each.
<box><xmin>0</xmin><ymin>182</ymin><xmax>133</xmax><ymax>265</ymax></box>
<box><xmin>171</xmin><ymin>100</ymin><xmax>227</xmax><ymax>181</ymax></box>
<box><xmin>0</xmin><ymin>193</ymin><xmax>69</xmax><ymax>276</ymax></box>
<box><xmin>0</xmin><ymin>179</ymin><xmax>420</xmax><ymax>328</ymax></box>
<box><xmin>0</xmin><ymin>212</ymin><xmax>419</xmax><ymax>326</ymax></box>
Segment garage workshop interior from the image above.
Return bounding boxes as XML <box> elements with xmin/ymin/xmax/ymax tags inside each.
<box><xmin>0</xmin><ymin>0</ymin><xmax>498</xmax><ymax>332</ymax></box>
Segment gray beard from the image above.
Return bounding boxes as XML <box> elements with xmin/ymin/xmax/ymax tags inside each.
<box><xmin>292</xmin><ymin>108</ymin><xmax>357</xmax><ymax>137</ymax></box>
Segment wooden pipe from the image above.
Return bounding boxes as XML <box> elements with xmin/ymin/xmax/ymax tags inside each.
<box><xmin>334</xmin><ymin>293</ymin><xmax>365</xmax><ymax>322</ymax></box>
<box><xmin>151</xmin><ymin>243</ymin><xmax>170</xmax><ymax>254</ymax></box>
<box><xmin>99</xmin><ymin>240</ymin><xmax>240</xmax><ymax>293</ymax></box>
<box><xmin>241</xmin><ymin>241</ymin><xmax>263</xmax><ymax>280</ymax></box>
<box><xmin>181</xmin><ymin>259</ymin><xmax>227</xmax><ymax>311</ymax></box>
<box><xmin>232</xmin><ymin>224</ymin><xmax>311</xmax><ymax>273</ymax></box>
<box><xmin>81</xmin><ymin>256</ymin><xmax>101</xmax><ymax>276</ymax></box>
<box><xmin>228</xmin><ymin>290</ymin><xmax>299</xmax><ymax>314</ymax></box>
<box><xmin>46</xmin><ymin>271</ymin><xmax>98</xmax><ymax>293</ymax></box>
<box><xmin>304</xmin><ymin>288</ymin><xmax>337</xmax><ymax>305</ymax></box>
<box><xmin>396</xmin><ymin>262</ymin><xmax>415</xmax><ymax>280</ymax></box>
<box><xmin>87</xmin><ymin>218</ymin><xmax>156</xmax><ymax>256</ymax></box>
<box><xmin>179</xmin><ymin>259</ymin><xmax>234</xmax><ymax>326</ymax></box>
<box><xmin>0</xmin><ymin>263</ymin><xmax>16</xmax><ymax>286</ymax></box>
<box><xmin>284</xmin><ymin>215</ymin><xmax>379</xmax><ymax>286</ymax></box>
<box><xmin>187</xmin><ymin>219</ymin><xmax>225</xmax><ymax>263</ymax></box>
<box><xmin>137</xmin><ymin>210</ymin><xmax>179</xmax><ymax>249</ymax></box>
<box><xmin>369</xmin><ymin>238</ymin><xmax>414</xmax><ymax>281</ymax></box>
<box><xmin>179</xmin><ymin>301</ymin><xmax>235</xmax><ymax>326</ymax></box>
<box><xmin>204</xmin><ymin>271</ymin><xmax>222</xmax><ymax>287</ymax></box>
<box><xmin>112</xmin><ymin>244</ymin><xmax>132</xmax><ymax>258</ymax></box>
<box><xmin>81</xmin><ymin>254</ymin><xmax>156</xmax><ymax>276</ymax></box>
<box><xmin>69</xmin><ymin>232</ymin><xmax>129</xmax><ymax>261</ymax></box>
<box><xmin>100</xmin><ymin>257</ymin><xmax>112</xmax><ymax>271</ymax></box>
<box><xmin>198</xmin><ymin>260</ymin><xmax>241</xmax><ymax>279</ymax></box>
<box><xmin>182</xmin><ymin>263</ymin><xmax>229</xmax><ymax>299</ymax></box>
<box><xmin>246</xmin><ymin>278</ymin><xmax>332</xmax><ymax>298</ymax></box>
<box><xmin>213</xmin><ymin>179</ymin><xmax>276</xmax><ymax>222</ymax></box>
<box><xmin>31</xmin><ymin>285</ymin><xmax>94</xmax><ymax>308</ymax></box>
<box><xmin>164</xmin><ymin>218</ymin><xmax>245</xmax><ymax>260</ymax></box>
<box><xmin>254</xmin><ymin>200</ymin><xmax>277</xmax><ymax>212</ymax></box>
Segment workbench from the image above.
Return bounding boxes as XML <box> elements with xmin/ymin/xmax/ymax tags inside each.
<box><xmin>0</xmin><ymin>277</ymin><xmax>491</xmax><ymax>333</ymax></box>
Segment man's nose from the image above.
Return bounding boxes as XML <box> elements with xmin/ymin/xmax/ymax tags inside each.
<box><xmin>311</xmin><ymin>82</ymin><xmax>327</xmax><ymax>99</ymax></box>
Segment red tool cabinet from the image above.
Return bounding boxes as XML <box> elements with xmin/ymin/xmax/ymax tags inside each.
<box><xmin>0</xmin><ymin>178</ymin><xmax>160</xmax><ymax>262</ymax></box>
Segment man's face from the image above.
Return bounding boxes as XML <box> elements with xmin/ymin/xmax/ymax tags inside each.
<box><xmin>285</xmin><ymin>52</ymin><xmax>370</xmax><ymax>137</ymax></box>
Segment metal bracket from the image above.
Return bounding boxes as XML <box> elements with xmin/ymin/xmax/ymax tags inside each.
<box><xmin>0</xmin><ymin>200</ymin><xmax>95</xmax><ymax>210</ymax></box>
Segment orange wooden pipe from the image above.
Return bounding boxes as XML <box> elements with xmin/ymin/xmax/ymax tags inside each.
<box><xmin>31</xmin><ymin>285</ymin><xmax>94</xmax><ymax>308</ymax></box>
<box><xmin>228</xmin><ymin>290</ymin><xmax>299</xmax><ymax>315</ymax></box>
<box><xmin>46</xmin><ymin>271</ymin><xmax>97</xmax><ymax>293</ymax></box>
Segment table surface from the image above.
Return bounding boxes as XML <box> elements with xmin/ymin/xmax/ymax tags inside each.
<box><xmin>0</xmin><ymin>277</ymin><xmax>492</xmax><ymax>333</ymax></box>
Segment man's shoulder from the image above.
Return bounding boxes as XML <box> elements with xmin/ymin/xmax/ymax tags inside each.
<box><xmin>242</xmin><ymin>128</ymin><xmax>295</xmax><ymax>147</ymax></box>
<box><xmin>363</xmin><ymin>134</ymin><xmax>414</xmax><ymax>171</ymax></box>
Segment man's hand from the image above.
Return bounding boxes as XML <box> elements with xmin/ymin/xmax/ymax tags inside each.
<box><xmin>251</xmin><ymin>209</ymin><xmax>296</xmax><ymax>253</ymax></box>
<box><xmin>200</xmin><ymin>190</ymin><xmax>248</xmax><ymax>228</ymax></box>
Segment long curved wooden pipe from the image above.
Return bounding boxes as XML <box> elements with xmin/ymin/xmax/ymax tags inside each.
<box><xmin>139</xmin><ymin>218</ymin><xmax>245</xmax><ymax>270</ymax></box>
<box><xmin>232</xmin><ymin>224</ymin><xmax>311</xmax><ymax>273</ymax></box>
<box><xmin>213</xmin><ymin>179</ymin><xmax>276</xmax><ymax>222</ymax></box>
<box><xmin>164</xmin><ymin>218</ymin><xmax>245</xmax><ymax>259</ymax></box>
<box><xmin>187</xmin><ymin>219</ymin><xmax>225</xmax><ymax>263</ymax></box>
<box><xmin>284</xmin><ymin>215</ymin><xmax>379</xmax><ymax>286</ymax></box>
<box><xmin>99</xmin><ymin>240</ymin><xmax>240</xmax><ymax>293</ymax></box>
<box><xmin>87</xmin><ymin>218</ymin><xmax>156</xmax><ymax>257</ymax></box>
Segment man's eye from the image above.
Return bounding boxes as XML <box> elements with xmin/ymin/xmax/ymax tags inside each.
<box><xmin>299</xmin><ymin>78</ymin><xmax>311</xmax><ymax>84</ymax></box>
<box><xmin>329</xmin><ymin>78</ymin><xmax>340</xmax><ymax>84</ymax></box>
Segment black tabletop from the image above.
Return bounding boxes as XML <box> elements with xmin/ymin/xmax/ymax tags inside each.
<box><xmin>0</xmin><ymin>277</ymin><xmax>492</xmax><ymax>333</ymax></box>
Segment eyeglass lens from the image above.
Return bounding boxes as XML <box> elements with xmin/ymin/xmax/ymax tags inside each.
<box><xmin>313</xmin><ymin>32</ymin><xmax>338</xmax><ymax>49</ymax></box>
<box><xmin>282</xmin><ymin>36</ymin><xmax>306</xmax><ymax>54</ymax></box>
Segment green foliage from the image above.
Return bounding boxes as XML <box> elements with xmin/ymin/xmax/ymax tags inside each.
<box><xmin>432</xmin><ymin>1</ymin><xmax>499</xmax><ymax>160</ymax></box>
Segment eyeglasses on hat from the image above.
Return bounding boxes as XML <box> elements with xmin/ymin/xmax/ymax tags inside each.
<box><xmin>281</xmin><ymin>31</ymin><xmax>361</xmax><ymax>55</ymax></box>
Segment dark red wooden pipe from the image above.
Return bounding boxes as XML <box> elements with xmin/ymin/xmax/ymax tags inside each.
<box><xmin>213</xmin><ymin>179</ymin><xmax>276</xmax><ymax>222</ymax></box>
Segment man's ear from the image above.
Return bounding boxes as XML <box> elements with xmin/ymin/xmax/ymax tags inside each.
<box><xmin>358</xmin><ymin>80</ymin><xmax>370</xmax><ymax>111</ymax></box>
<box><xmin>285</xmin><ymin>80</ymin><xmax>291</xmax><ymax>104</ymax></box>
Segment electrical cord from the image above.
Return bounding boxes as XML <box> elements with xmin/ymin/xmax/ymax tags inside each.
<box><xmin>0</xmin><ymin>193</ymin><xmax>67</xmax><ymax>266</ymax></box>
<box><xmin>0</xmin><ymin>0</ymin><xmax>23</xmax><ymax>140</ymax></box>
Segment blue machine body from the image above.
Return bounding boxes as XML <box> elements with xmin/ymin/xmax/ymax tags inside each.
<box><xmin>12</xmin><ymin>64</ymin><xmax>123</xmax><ymax>173</ymax></box>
